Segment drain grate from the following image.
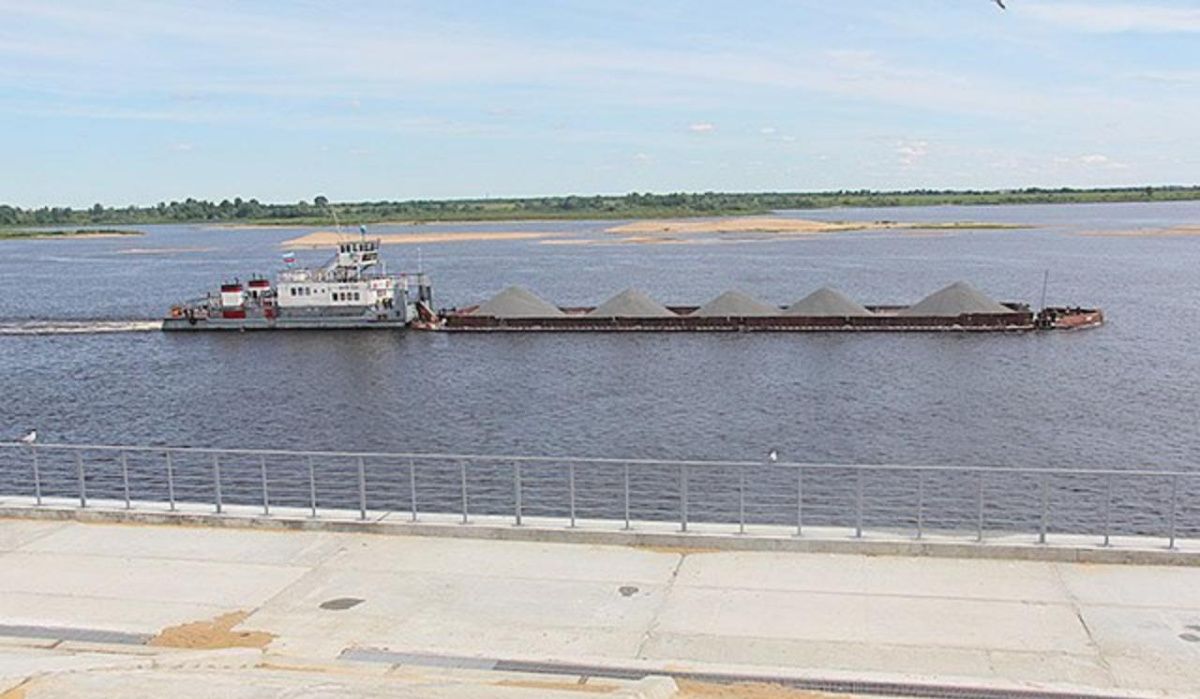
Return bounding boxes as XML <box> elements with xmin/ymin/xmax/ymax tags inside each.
<box><xmin>339</xmin><ymin>648</ymin><xmax>1135</xmax><ymax>699</ymax></box>
<box><xmin>0</xmin><ymin>624</ymin><xmax>152</xmax><ymax>646</ymax></box>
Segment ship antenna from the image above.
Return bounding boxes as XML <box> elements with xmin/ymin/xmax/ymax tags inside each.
<box><xmin>1039</xmin><ymin>269</ymin><xmax>1050</xmax><ymax>310</ymax></box>
<box><xmin>325</xmin><ymin>203</ymin><xmax>347</xmax><ymax>242</ymax></box>
<box><xmin>417</xmin><ymin>246</ymin><xmax>423</xmax><ymax>274</ymax></box>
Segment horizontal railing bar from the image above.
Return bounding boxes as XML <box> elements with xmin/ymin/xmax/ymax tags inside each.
<box><xmin>0</xmin><ymin>442</ymin><xmax>1193</xmax><ymax>478</ymax></box>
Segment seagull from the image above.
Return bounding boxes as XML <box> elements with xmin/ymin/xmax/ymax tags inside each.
<box><xmin>18</xmin><ymin>429</ymin><xmax>37</xmax><ymax>444</ymax></box>
<box><xmin>766</xmin><ymin>449</ymin><xmax>779</xmax><ymax>464</ymax></box>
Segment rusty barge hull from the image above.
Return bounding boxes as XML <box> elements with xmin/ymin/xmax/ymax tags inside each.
<box><xmin>440</xmin><ymin>307</ymin><xmax>1103</xmax><ymax>333</ymax></box>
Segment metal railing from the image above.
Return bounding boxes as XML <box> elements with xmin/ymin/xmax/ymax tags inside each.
<box><xmin>0</xmin><ymin>442</ymin><xmax>1195</xmax><ymax>548</ymax></box>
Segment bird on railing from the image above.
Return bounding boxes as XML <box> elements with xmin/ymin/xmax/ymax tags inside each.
<box><xmin>18</xmin><ymin>429</ymin><xmax>37</xmax><ymax>445</ymax></box>
<box><xmin>767</xmin><ymin>449</ymin><xmax>779</xmax><ymax>464</ymax></box>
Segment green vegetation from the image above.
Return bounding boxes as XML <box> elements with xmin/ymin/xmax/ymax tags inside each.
<box><xmin>0</xmin><ymin>228</ymin><xmax>144</xmax><ymax>240</ymax></box>
<box><xmin>2</xmin><ymin>186</ymin><xmax>1197</xmax><ymax>227</ymax></box>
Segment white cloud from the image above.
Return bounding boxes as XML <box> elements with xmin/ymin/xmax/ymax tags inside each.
<box><xmin>1025</xmin><ymin>3</ymin><xmax>1200</xmax><ymax>33</ymax></box>
<box><xmin>168</xmin><ymin>142</ymin><xmax>193</xmax><ymax>152</ymax></box>
<box><xmin>759</xmin><ymin>127</ymin><xmax>777</xmax><ymax>135</ymax></box>
<box><xmin>688</xmin><ymin>122</ymin><xmax>715</xmax><ymax>133</ymax></box>
<box><xmin>1079</xmin><ymin>154</ymin><xmax>1109</xmax><ymax>165</ymax></box>
<box><xmin>896</xmin><ymin>140</ymin><xmax>929</xmax><ymax>167</ymax></box>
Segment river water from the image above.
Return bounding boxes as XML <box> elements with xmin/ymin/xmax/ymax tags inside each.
<box><xmin>0</xmin><ymin>202</ymin><xmax>1197</xmax><ymax>534</ymax></box>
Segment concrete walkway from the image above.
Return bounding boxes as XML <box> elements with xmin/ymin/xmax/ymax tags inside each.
<box><xmin>1</xmin><ymin>516</ymin><xmax>1198</xmax><ymax>697</ymax></box>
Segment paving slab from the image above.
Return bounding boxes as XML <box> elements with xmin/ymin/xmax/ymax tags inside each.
<box><xmin>18</xmin><ymin>520</ymin><xmax>343</xmax><ymax>567</ymax></box>
<box><xmin>250</xmin><ymin>564</ymin><xmax>666</xmax><ymax>660</ymax></box>
<box><xmin>675</xmin><ymin>551</ymin><xmax>1067</xmax><ymax>602</ymax></box>
<box><xmin>0</xmin><ymin>519</ymin><xmax>67</xmax><ymax>551</ymax></box>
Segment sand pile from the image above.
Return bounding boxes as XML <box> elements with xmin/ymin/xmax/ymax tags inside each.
<box><xmin>588</xmin><ymin>289</ymin><xmax>677</xmax><ymax>318</ymax></box>
<box><xmin>693</xmin><ymin>290</ymin><xmax>778</xmax><ymax>317</ymax></box>
<box><xmin>899</xmin><ymin>281</ymin><xmax>1010</xmax><ymax>316</ymax></box>
<box><xmin>784</xmin><ymin>287</ymin><xmax>873</xmax><ymax>317</ymax></box>
<box><xmin>474</xmin><ymin>286</ymin><xmax>564</xmax><ymax>318</ymax></box>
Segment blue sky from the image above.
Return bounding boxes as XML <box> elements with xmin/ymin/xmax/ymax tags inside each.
<box><xmin>3</xmin><ymin>0</ymin><xmax>1199</xmax><ymax>207</ymax></box>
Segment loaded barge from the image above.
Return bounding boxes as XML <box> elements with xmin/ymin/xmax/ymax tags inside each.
<box><xmin>163</xmin><ymin>238</ymin><xmax>1102</xmax><ymax>333</ymax></box>
<box><xmin>441</xmin><ymin>284</ymin><xmax>1103</xmax><ymax>332</ymax></box>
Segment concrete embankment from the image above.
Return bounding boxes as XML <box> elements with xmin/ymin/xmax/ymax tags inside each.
<box><xmin>1</xmin><ymin>507</ymin><xmax>1199</xmax><ymax>697</ymax></box>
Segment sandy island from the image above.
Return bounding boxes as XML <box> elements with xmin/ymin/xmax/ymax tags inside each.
<box><xmin>1078</xmin><ymin>225</ymin><xmax>1200</xmax><ymax>238</ymax></box>
<box><xmin>280</xmin><ymin>230</ymin><xmax>556</xmax><ymax>249</ymax></box>
<box><xmin>605</xmin><ymin>217</ymin><xmax>882</xmax><ymax>236</ymax></box>
<box><xmin>604</xmin><ymin>217</ymin><xmax>1022</xmax><ymax>237</ymax></box>
<box><xmin>1</xmin><ymin>229</ymin><xmax>145</xmax><ymax>241</ymax></box>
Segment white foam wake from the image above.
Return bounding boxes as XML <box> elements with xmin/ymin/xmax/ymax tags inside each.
<box><xmin>0</xmin><ymin>320</ymin><xmax>163</xmax><ymax>335</ymax></box>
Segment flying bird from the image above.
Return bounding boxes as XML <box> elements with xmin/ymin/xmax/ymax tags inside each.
<box><xmin>18</xmin><ymin>429</ymin><xmax>37</xmax><ymax>444</ymax></box>
<box><xmin>993</xmin><ymin>0</ymin><xmax>1006</xmax><ymax>9</ymax></box>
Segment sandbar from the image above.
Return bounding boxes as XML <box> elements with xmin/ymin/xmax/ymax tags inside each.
<box><xmin>605</xmin><ymin>217</ymin><xmax>876</xmax><ymax>235</ymax></box>
<box><xmin>280</xmin><ymin>230</ymin><xmax>557</xmax><ymax>249</ymax></box>
<box><xmin>603</xmin><ymin>216</ymin><xmax>1019</xmax><ymax>237</ymax></box>
<box><xmin>0</xmin><ymin>229</ymin><xmax>144</xmax><ymax>241</ymax></box>
<box><xmin>1078</xmin><ymin>225</ymin><xmax>1200</xmax><ymax>238</ymax></box>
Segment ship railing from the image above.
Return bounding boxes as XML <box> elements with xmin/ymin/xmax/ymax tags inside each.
<box><xmin>0</xmin><ymin>442</ymin><xmax>1195</xmax><ymax>549</ymax></box>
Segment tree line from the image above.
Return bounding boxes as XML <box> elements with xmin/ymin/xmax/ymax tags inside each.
<box><xmin>3</xmin><ymin>187</ymin><xmax>1198</xmax><ymax>226</ymax></box>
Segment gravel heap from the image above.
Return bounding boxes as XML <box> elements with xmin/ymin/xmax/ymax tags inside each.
<box><xmin>474</xmin><ymin>286</ymin><xmax>565</xmax><ymax>318</ymax></box>
<box><xmin>693</xmin><ymin>290</ymin><xmax>779</xmax><ymax>317</ymax></box>
<box><xmin>898</xmin><ymin>281</ymin><xmax>1010</xmax><ymax>316</ymax></box>
<box><xmin>784</xmin><ymin>287</ymin><xmax>873</xmax><ymax>317</ymax></box>
<box><xmin>587</xmin><ymin>288</ymin><xmax>677</xmax><ymax>318</ymax></box>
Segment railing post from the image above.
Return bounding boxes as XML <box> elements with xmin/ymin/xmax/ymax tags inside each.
<box><xmin>568</xmin><ymin>462</ymin><xmax>577</xmax><ymax>528</ymax></box>
<box><xmin>409</xmin><ymin>458</ymin><xmax>418</xmax><ymax>522</ymax></box>
<box><xmin>854</xmin><ymin>468</ymin><xmax>863</xmax><ymax>538</ymax></box>
<box><xmin>513</xmin><ymin>461</ymin><xmax>522</xmax><ymax>526</ymax></box>
<box><xmin>976</xmin><ymin>471</ymin><xmax>985</xmax><ymax>543</ymax></box>
<box><xmin>795</xmin><ymin>466</ymin><xmax>803</xmax><ymax>537</ymax></box>
<box><xmin>1103</xmin><ymin>473</ymin><xmax>1113</xmax><ymax>547</ymax></box>
<box><xmin>121</xmin><ymin>451</ymin><xmax>131</xmax><ymax>510</ymax></box>
<box><xmin>165</xmin><ymin>451</ymin><xmax>175</xmax><ymax>512</ymax></box>
<box><xmin>307</xmin><ymin>456</ymin><xmax>317</xmax><ymax>517</ymax></box>
<box><xmin>460</xmin><ymin>460</ymin><xmax>469</xmax><ymax>524</ymax></box>
<box><xmin>916</xmin><ymin>470</ymin><xmax>925</xmax><ymax>540</ymax></box>
<box><xmin>680</xmin><ymin>465</ymin><xmax>688</xmax><ymax>533</ymax></box>
<box><xmin>623</xmin><ymin>463</ymin><xmax>631</xmax><ymax>530</ymax></box>
<box><xmin>260</xmin><ymin>454</ymin><xmax>270</xmax><ymax>516</ymax></box>
<box><xmin>76</xmin><ymin>452</ymin><xmax>87</xmax><ymax>508</ymax></box>
<box><xmin>32</xmin><ymin>446</ymin><xmax>42</xmax><ymax>506</ymax></box>
<box><xmin>738</xmin><ymin>465</ymin><xmax>746</xmax><ymax>535</ymax></box>
<box><xmin>212</xmin><ymin>453</ymin><xmax>223</xmax><ymax>514</ymax></box>
<box><xmin>1038</xmin><ymin>474</ymin><xmax>1048</xmax><ymax>544</ymax></box>
<box><xmin>1168</xmin><ymin>474</ymin><xmax>1179</xmax><ymax>550</ymax></box>
<box><xmin>357</xmin><ymin>456</ymin><xmax>367</xmax><ymax>521</ymax></box>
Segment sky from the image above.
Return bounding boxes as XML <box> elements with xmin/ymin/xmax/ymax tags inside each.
<box><xmin>2</xmin><ymin>0</ymin><xmax>1200</xmax><ymax>208</ymax></box>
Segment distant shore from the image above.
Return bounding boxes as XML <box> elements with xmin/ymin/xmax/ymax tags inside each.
<box><xmin>4</xmin><ymin>186</ymin><xmax>1199</xmax><ymax>229</ymax></box>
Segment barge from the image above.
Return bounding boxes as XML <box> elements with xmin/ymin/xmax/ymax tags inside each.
<box><xmin>163</xmin><ymin>236</ymin><xmax>435</xmax><ymax>331</ymax></box>
<box><xmin>440</xmin><ymin>283</ymin><xmax>1103</xmax><ymax>333</ymax></box>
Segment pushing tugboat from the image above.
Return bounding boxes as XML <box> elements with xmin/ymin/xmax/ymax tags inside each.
<box><xmin>163</xmin><ymin>230</ymin><xmax>435</xmax><ymax>331</ymax></box>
